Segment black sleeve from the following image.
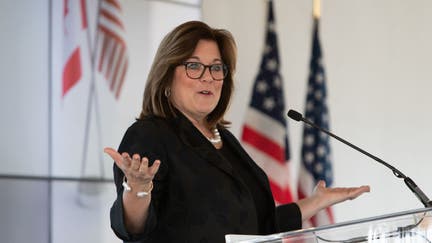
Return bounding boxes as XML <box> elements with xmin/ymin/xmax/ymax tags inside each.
<box><xmin>275</xmin><ymin>203</ymin><xmax>302</xmax><ymax>232</ymax></box>
<box><xmin>109</xmin><ymin>119</ymin><xmax>168</xmax><ymax>242</ymax></box>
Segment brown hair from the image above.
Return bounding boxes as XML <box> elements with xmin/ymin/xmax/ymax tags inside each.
<box><xmin>138</xmin><ymin>21</ymin><xmax>237</xmax><ymax>129</ymax></box>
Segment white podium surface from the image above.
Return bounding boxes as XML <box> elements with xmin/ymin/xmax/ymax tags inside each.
<box><xmin>226</xmin><ymin>207</ymin><xmax>432</xmax><ymax>243</ymax></box>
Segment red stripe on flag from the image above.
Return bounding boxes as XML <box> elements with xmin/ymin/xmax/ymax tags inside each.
<box><xmin>98</xmin><ymin>35</ymin><xmax>108</xmax><ymax>72</ymax></box>
<box><xmin>62</xmin><ymin>48</ymin><xmax>82</xmax><ymax>97</ymax></box>
<box><xmin>115</xmin><ymin>58</ymin><xmax>128</xmax><ymax>99</ymax></box>
<box><xmin>80</xmin><ymin>0</ymin><xmax>87</xmax><ymax>29</ymax></box>
<box><xmin>100</xmin><ymin>9</ymin><xmax>124</xmax><ymax>29</ymax></box>
<box><xmin>269</xmin><ymin>180</ymin><xmax>293</xmax><ymax>203</ymax></box>
<box><xmin>63</xmin><ymin>0</ymin><xmax>69</xmax><ymax>17</ymax></box>
<box><xmin>325</xmin><ymin>207</ymin><xmax>335</xmax><ymax>223</ymax></box>
<box><xmin>98</xmin><ymin>25</ymin><xmax>126</xmax><ymax>47</ymax></box>
<box><xmin>106</xmin><ymin>42</ymin><xmax>117</xmax><ymax>82</ymax></box>
<box><xmin>110</xmin><ymin>47</ymin><xmax>123</xmax><ymax>91</ymax></box>
<box><xmin>97</xmin><ymin>0</ymin><xmax>128</xmax><ymax>100</ymax></box>
<box><xmin>297</xmin><ymin>186</ymin><xmax>307</xmax><ymax>200</ymax></box>
<box><xmin>242</xmin><ymin>125</ymin><xmax>285</xmax><ymax>163</ymax></box>
<box><xmin>105</xmin><ymin>0</ymin><xmax>122</xmax><ymax>10</ymax></box>
<box><xmin>310</xmin><ymin>212</ymin><xmax>318</xmax><ymax>227</ymax></box>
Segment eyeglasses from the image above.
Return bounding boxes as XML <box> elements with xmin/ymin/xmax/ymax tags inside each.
<box><xmin>180</xmin><ymin>62</ymin><xmax>228</xmax><ymax>81</ymax></box>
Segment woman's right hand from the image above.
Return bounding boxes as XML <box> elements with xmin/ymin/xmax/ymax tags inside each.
<box><xmin>104</xmin><ymin>147</ymin><xmax>161</xmax><ymax>233</ymax></box>
<box><xmin>104</xmin><ymin>147</ymin><xmax>161</xmax><ymax>191</ymax></box>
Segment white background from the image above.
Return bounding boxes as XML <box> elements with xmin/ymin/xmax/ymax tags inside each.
<box><xmin>1</xmin><ymin>0</ymin><xmax>432</xmax><ymax>242</ymax></box>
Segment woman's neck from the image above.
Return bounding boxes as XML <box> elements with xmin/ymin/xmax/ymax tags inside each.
<box><xmin>175</xmin><ymin>109</ymin><xmax>222</xmax><ymax>148</ymax></box>
<box><xmin>177</xmin><ymin>110</ymin><xmax>208</xmax><ymax>128</ymax></box>
<box><xmin>174</xmin><ymin>109</ymin><xmax>222</xmax><ymax>149</ymax></box>
<box><xmin>190</xmin><ymin>119</ymin><xmax>212</xmax><ymax>138</ymax></box>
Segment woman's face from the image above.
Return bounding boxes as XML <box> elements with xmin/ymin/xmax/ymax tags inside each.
<box><xmin>171</xmin><ymin>39</ymin><xmax>224</xmax><ymax>122</ymax></box>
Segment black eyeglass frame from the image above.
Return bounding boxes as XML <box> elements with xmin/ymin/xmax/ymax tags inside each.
<box><xmin>180</xmin><ymin>62</ymin><xmax>228</xmax><ymax>81</ymax></box>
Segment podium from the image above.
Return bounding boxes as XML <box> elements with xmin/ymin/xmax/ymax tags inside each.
<box><xmin>226</xmin><ymin>207</ymin><xmax>432</xmax><ymax>242</ymax></box>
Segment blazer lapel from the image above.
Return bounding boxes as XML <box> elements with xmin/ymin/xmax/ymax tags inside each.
<box><xmin>170</xmin><ymin>113</ymin><xmax>273</xmax><ymax>199</ymax></box>
<box><xmin>174</xmin><ymin>115</ymin><xmax>235</xmax><ymax>178</ymax></box>
<box><xmin>219</xmin><ymin>128</ymin><xmax>275</xmax><ymax>201</ymax></box>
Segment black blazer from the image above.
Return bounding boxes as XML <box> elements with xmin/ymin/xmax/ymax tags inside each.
<box><xmin>110</xmin><ymin>114</ymin><xmax>301</xmax><ymax>243</ymax></box>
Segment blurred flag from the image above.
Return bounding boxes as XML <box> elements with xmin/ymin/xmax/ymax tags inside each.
<box><xmin>297</xmin><ymin>18</ymin><xmax>334</xmax><ymax>227</ymax></box>
<box><xmin>96</xmin><ymin>0</ymin><xmax>129</xmax><ymax>99</ymax></box>
<box><xmin>53</xmin><ymin>0</ymin><xmax>92</xmax><ymax>178</ymax></box>
<box><xmin>241</xmin><ymin>0</ymin><xmax>293</xmax><ymax>205</ymax></box>
<box><xmin>76</xmin><ymin>0</ymin><xmax>129</xmax><ymax>181</ymax></box>
<box><xmin>53</xmin><ymin>0</ymin><xmax>129</xmax><ymax>178</ymax></box>
<box><xmin>62</xmin><ymin>0</ymin><xmax>88</xmax><ymax>97</ymax></box>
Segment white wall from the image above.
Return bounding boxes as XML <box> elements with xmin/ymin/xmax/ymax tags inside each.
<box><xmin>0</xmin><ymin>0</ymin><xmax>200</xmax><ymax>242</ymax></box>
<box><xmin>0</xmin><ymin>0</ymin><xmax>50</xmax><ymax>175</ymax></box>
<box><xmin>1</xmin><ymin>0</ymin><xmax>432</xmax><ymax>242</ymax></box>
<box><xmin>202</xmin><ymin>0</ymin><xmax>432</xmax><ymax>222</ymax></box>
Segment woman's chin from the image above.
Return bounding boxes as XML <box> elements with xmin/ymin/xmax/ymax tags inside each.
<box><xmin>195</xmin><ymin>104</ymin><xmax>217</xmax><ymax>114</ymax></box>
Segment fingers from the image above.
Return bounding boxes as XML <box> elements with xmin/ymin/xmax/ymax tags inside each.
<box><xmin>348</xmin><ymin>185</ymin><xmax>371</xmax><ymax>200</ymax></box>
<box><xmin>361</xmin><ymin>185</ymin><xmax>371</xmax><ymax>192</ymax></box>
<box><xmin>104</xmin><ymin>147</ymin><xmax>125</xmax><ymax>168</ymax></box>
<box><xmin>125</xmin><ymin>155</ymin><xmax>160</xmax><ymax>185</ymax></box>
<box><xmin>131</xmin><ymin>154</ymin><xmax>141</xmax><ymax>170</ymax></box>
<box><xmin>103</xmin><ymin>147</ymin><xmax>161</xmax><ymax>183</ymax></box>
<box><xmin>104</xmin><ymin>147</ymin><xmax>121</xmax><ymax>161</ymax></box>
<box><xmin>149</xmin><ymin>160</ymin><xmax>161</xmax><ymax>176</ymax></box>
<box><xmin>333</xmin><ymin>185</ymin><xmax>370</xmax><ymax>202</ymax></box>
<box><xmin>316</xmin><ymin>180</ymin><xmax>326</xmax><ymax>188</ymax></box>
<box><xmin>137</xmin><ymin>158</ymin><xmax>161</xmax><ymax>176</ymax></box>
<box><xmin>122</xmin><ymin>153</ymin><xmax>132</xmax><ymax>167</ymax></box>
<box><xmin>138</xmin><ymin>157</ymin><xmax>149</xmax><ymax>172</ymax></box>
<box><xmin>314</xmin><ymin>182</ymin><xmax>371</xmax><ymax>207</ymax></box>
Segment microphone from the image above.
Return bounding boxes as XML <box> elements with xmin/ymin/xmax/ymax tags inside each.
<box><xmin>287</xmin><ymin>109</ymin><xmax>432</xmax><ymax>208</ymax></box>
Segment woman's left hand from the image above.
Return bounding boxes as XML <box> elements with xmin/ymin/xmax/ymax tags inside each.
<box><xmin>313</xmin><ymin>180</ymin><xmax>370</xmax><ymax>206</ymax></box>
<box><xmin>297</xmin><ymin>180</ymin><xmax>370</xmax><ymax>221</ymax></box>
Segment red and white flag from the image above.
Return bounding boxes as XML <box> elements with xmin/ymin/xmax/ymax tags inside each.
<box><xmin>52</xmin><ymin>0</ymin><xmax>129</xmax><ymax>178</ymax></box>
<box><xmin>51</xmin><ymin>0</ymin><xmax>93</xmax><ymax>177</ymax></box>
<box><xmin>96</xmin><ymin>0</ymin><xmax>128</xmax><ymax>99</ymax></box>
<box><xmin>62</xmin><ymin>0</ymin><xmax>88</xmax><ymax>98</ymax></box>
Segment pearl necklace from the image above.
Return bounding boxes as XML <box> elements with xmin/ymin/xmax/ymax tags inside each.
<box><xmin>207</xmin><ymin>128</ymin><xmax>221</xmax><ymax>144</ymax></box>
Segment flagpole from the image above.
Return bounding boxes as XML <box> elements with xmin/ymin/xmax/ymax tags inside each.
<box><xmin>48</xmin><ymin>1</ymin><xmax>53</xmax><ymax>242</ymax></box>
<box><xmin>77</xmin><ymin>0</ymin><xmax>105</xmax><ymax>206</ymax></box>
<box><xmin>313</xmin><ymin>0</ymin><xmax>321</xmax><ymax>20</ymax></box>
<box><xmin>90</xmin><ymin>0</ymin><xmax>106</xmax><ymax>179</ymax></box>
<box><xmin>79</xmin><ymin>0</ymin><xmax>105</xmax><ymax>184</ymax></box>
<box><xmin>79</xmin><ymin>0</ymin><xmax>93</xmax><ymax>186</ymax></box>
<box><xmin>301</xmin><ymin>0</ymin><xmax>335</xmax><ymax>226</ymax></box>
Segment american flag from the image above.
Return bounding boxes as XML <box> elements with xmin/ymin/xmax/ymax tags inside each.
<box><xmin>241</xmin><ymin>0</ymin><xmax>293</xmax><ymax>205</ymax></box>
<box><xmin>96</xmin><ymin>0</ymin><xmax>128</xmax><ymax>99</ymax></box>
<box><xmin>298</xmin><ymin>18</ymin><xmax>334</xmax><ymax>227</ymax></box>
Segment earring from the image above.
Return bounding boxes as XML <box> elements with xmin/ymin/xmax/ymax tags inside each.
<box><xmin>164</xmin><ymin>88</ymin><xmax>171</xmax><ymax>98</ymax></box>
